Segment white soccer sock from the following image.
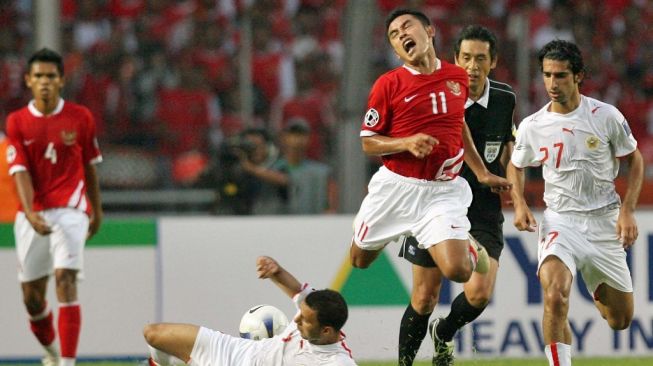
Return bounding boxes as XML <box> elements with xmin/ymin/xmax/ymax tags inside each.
<box><xmin>148</xmin><ymin>345</ymin><xmax>186</xmax><ymax>366</ymax></box>
<box><xmin>60</xmin><ymin>357</ymin><xmax>76</xmax><ymax>366</ymax></box>
<box><xmin>545</xmin><ymin>342</ymin><xmax>571</xmax><ymax>366</ymax></box>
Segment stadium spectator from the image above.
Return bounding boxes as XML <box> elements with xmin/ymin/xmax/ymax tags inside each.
<box><xmin>5</xmin><ymin>48</ymin><xmax>103</xmax><ymax>366</ymax></box>
<box><xmin>507</xmin><ymin>39</ymin><xmax>643</xmax><ymax>366</ymax></box>
<box><xmin>0</xmin><ymin>129</ymin><xmax>19</xmax><ymax>222</ymax></box>
<box><xmin>143</xmin><ymin>255</ymin><xmax>357</xmax><ymax>366</ymax></box>
<box><xmin>397</xmin><ymin>25</ymin><xmax>516</xmax><ymax>366</ymax></box>
<box><xmin>273</xmin><ymin>119</ymin><xmax>337</xmax><ymax>214</ymax></box>
<box><xmin>348</xmin><ymin>8</ymin><xmax>511</xmax><ymax>299</ymax></box>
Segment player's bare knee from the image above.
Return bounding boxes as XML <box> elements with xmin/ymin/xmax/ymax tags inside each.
<box><xmin>543</xmin><ymin>288</ymin><xmax>569</xmax><ymax>314</ymax></box>
<box><xmin>446</xmin><ymin>267</ymin><xmax>472</xmax><ymax>283</ymax></box>
<box><xmin>411</xmin><ymin>294</ymin><xmax>437</xmax><ymax>314</ymax></box>
<box><xmin>143</xmin><ymin>323</ymin><xmax>161</xmax><ymax>345</ymax></box>
<box><xmin>466</xmin><ymin>291</ymin><xmax>491</xmax><ymax>308</ymax></box>
<box><xmin>350</xmin><ymin>255</ymin><xmax>371</xmax><ymax>269</ymax></box>
<box><xmin>607</xmin><ymin>313</ymin><xmax>632</xmax><ymax>330</ymax></box>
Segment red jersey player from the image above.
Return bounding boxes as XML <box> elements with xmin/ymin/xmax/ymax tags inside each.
<box><xmin>5</xmin><ymin>48</ymin><xmax>103</xmax><ymax>366</ymax></box>
<box><xmin>349</xmin><ymin>9</ymin><xmax>511</xmax><ymax>297</ymax></box>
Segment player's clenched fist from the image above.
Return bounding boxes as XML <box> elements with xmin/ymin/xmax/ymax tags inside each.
<box><xmin>256</xmin><ymin>256</ymin><xmax>281</xmax><ymax>278</ymax></box>
<box><xmin>405</xmin><ymin>133</ymin><xmax>439</xmax><ymax>159</ymax></box>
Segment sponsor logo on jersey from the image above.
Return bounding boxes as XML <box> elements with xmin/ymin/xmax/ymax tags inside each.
<box><xmin>6</xmin><ymin>145</ymin><xmax>17</xmax><ymax>163</ymax></box>
<box><xmin>562</xmin><ymin>127</ymin><xmax>574</xmax><ymax>135</ymax></box>
<box><xmin>585</xmin><ymin>135</ymin><xmax>600</xmax><ymax>150</ymax></box>
<box><xmin>404</xmin><ymin>94</ymin><xmax>418</xmax><ymax>102</ymax></box>
<box><xmin>23</xmin><ymin>139</ymin><xmax>35</xmax><ymax>146</ymax></box>
<box><xmin>364</xmin><ymin>108</ymin><xmax>380</xmax><ymax>127</ymax></box>
<box><xmin>484</xmin><ymin>141</ymin><xmax>502</xmax><ymax>163</ymax></box>
<box><xmin>61</xmin><ymin>130</ymin><xmax>77</xmax><ymax>146</ymax></box>
<box><xmin>622</xmin><ymin>120</ymin><xmax>632</xmax><ymax>136</ymax></box>
<box><xmin>446</xmin><ymin>81</ymin><xmax>462</xmax><ymax>96</ymax></box>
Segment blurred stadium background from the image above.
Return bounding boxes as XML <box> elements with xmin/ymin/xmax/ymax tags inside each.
<box><xmin>1</xmin><ymin>0</ymin><xmax>653</xmax><ymax>364</ymax></box>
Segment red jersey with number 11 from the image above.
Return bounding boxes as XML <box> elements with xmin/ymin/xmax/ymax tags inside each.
<box><xmin>6</xmin><ymin>99</ymin><xmax>102</xmax><ymax>213</ymax></box>
<box><xmin>361</xmin><ymin>60</ymin><xmax>469</xmax><ymax>180</ymax></box>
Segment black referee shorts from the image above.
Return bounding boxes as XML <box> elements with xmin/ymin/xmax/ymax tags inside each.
<box><xmin>398</xmin><ymin>221</ymin><xmax>504</xmax><ymax>268</ymax></box>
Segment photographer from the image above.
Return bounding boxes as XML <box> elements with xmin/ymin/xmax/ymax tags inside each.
<box><xmin>199</xmin><ymin>128</ymin><xmax>287</xmax><ymax>215</ymax></box>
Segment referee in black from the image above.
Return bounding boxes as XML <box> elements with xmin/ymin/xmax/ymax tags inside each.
<box><xmin>397</xmin><ymin>25</ymin><xmax>516</xmax><ymax>366</ymax></box>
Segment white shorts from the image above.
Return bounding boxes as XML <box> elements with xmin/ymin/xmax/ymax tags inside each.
<box><xmin>537</xmin><ymin>208</ymin><xmax>633</xmax><ymax>295</ymax></box>
<box><xmin>15</xmin><ymin>208</ymin><xmax>89</xmax><ymax>282</ymax></box>
<box><xmin>353</xmin><ymin>166</ymin><xmax>472</xmax><ymax>251</ymax></box>
<box><xmin>189</xmin><ymin>326</ymin><xmax>261</xmax><ymax>366</ymax></box>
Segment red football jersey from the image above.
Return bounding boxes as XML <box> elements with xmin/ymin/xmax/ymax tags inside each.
<box><xmin>6</xmin><ymin>99</ymin><xmax>102</xmax><ymax>213</ymax></box>
<box><xmin>361</xmin><ymin>60</ymin><xmax>469</xmax><ymax>180</ymax></box>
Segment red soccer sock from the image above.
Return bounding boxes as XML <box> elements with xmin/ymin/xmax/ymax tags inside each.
<box><xmin>58</xmin><ymin>303</ymin><xmax>81</xmax><ymax>358</ymax></box>
<box><xmin>29</xmin><ymin>306</ymin><xmax>56</xmax><ymax>346</ymax></box>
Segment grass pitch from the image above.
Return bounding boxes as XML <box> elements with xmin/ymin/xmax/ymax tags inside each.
<box><xmin>5</xmin><ymin>358</ymin><xmax>653</xmax><ymax>365</ymax></box>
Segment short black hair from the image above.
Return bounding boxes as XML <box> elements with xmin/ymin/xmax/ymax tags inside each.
<box><xmin>241</xmin><ymin>127</ymin><xmax>272</xmax><ymax>143</ymax></box>
<box><xmin>27</xmin><ymin>48</ymin><xmax>64</xmax><ymax>76</ymax></box>
<box><xmin>537</xmin><ymin>39</ymin><xmax>585</xmax><ymax>75</ymax></box>
<box><xmin>305</xmin><ymin>289</ymin><xmax>348</xmax><ymax>331</ymax></box>
<box><xmin>385</xmin><ymin>8</ymin><xmax>431</xmax><ymax>34</ymax></box>
<box><xmin>454</xmin><ymin>25</ymin><xmax>498</xmax><ymax>61</ymax></box>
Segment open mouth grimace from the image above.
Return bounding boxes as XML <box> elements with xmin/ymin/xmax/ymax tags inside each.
<box><xmin>403</xmin><ymin>39</ymin><xmax>416</xmax><ymax>54</ymax></box>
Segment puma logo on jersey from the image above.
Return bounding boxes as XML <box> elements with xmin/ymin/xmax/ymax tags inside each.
<box><xmin>61</xmin><ymin>130</ymin><xmax>77</xmax><ymax>146</ymax></box>
<box><xmin>404</xmin><ymin>94</ymin><xmax>418</xmax><ymax>102</ymax></box>
<box><xmin>562</xmin><ymin>127</ymin><xmax>574</xmax><ymax>135</ymax></box>
<box><xmin>23</xmin><ymin>139</ymin><xmax>35</xmax><ymax>146</ymax></box>
<box><xmin>446</xmin><ymin>81</ymin><xmax>462</xmax><ymax>96</ymax></box>
<box><xmin>591</xmin><ymin>106</ymin><xmax>601</xmax><ymax>114</ymax></box>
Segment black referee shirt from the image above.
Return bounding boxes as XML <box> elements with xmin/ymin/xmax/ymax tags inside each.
<box><xmin>460</xmin><ymin>79</ymin><xmax>516</xmax><ymax>223</ymax></box>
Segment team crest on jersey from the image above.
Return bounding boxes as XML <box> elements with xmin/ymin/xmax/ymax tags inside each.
<box><xmin>364</xmin><ymin>108</ymin><xmax>380</xmax><ymax>127</ymax></box>
<box><xmin>6</xmin><ymin>145</ymin><xmax>16</xmax><ymax>163</ymax></box>
<box><xmin>585</xmin><ymin>135</ymin><xmax>600</xmax><ymax>150</ymax></box>
<box><xmin>61</xmin><ymin>130</ymin><xmax>77</xmax><ymax>146</ymax></box>
<box><xmin>446</xmin><ymin>81</ymin><xmax>462</xmax><ymax>96</ymax></box>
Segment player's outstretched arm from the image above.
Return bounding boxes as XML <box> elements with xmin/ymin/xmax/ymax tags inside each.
<box><xmin>256</xmin><ymin>256</ymin><xmax>303</xmax><ymax>298</ymax></box>
<box><xmin>462</xmin><ymin>122</ymin><xmax>511</xmax><ymax>192</ymax></box>
<box><xmin>506</xmin><ymin>162</ymin><xmax>537</xmax><ymax>232</ymax></box>
<box><xmin>361</xmin><ymin>133</ymin><xmax>438</xmax><ymax>158</ymax></box>
<box><xmin>617</xmin><ymin>149</ymin><xmax>644</xmax><ymax>248</ymax></box>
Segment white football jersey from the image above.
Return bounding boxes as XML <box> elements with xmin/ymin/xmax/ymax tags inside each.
<box><xmin>511</xmin><ymin>95</ymin><xmax>637</xmax><ymax>213</ymax></box>
<box><xmin>252</xmin><ymin>284</ymin><xmax>357</xmax><ymax>366</ymax></box>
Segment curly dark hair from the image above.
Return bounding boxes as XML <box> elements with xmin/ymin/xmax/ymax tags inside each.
<box><xmin>537</xmin><ymin>39</ymin><xmax>585</xmax><ymax>75</ymax></box>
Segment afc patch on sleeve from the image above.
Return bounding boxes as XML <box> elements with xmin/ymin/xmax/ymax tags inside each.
<box><xmin>364</xmin><ymin>108</ymin><xmax>380</xmax><ymax>127</ymax></box>
<box><xmin>622</xmin><ymin>120</ymin><xmax>632</xmax><ymax>136</ymax></box>
<box><xmin>6</xmin><ymin>145</ymin><xmax>17</xmax><ymax>163</ymax></box>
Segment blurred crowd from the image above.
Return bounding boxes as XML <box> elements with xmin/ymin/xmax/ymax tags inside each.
<box><xmin>1</xmin><ymin>0</ymin><xmax>652</xmax><ymax>215</ymax></box>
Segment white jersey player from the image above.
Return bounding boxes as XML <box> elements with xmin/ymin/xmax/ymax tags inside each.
<box><xmin>143</xmin><ymin>256</ymin><xmax>357</xmax><ymax>366</ymax></box>
<box><xmin>507</xmin><ymin>40</ymin><xmax>644</xmax><ymax>366</ymax></box>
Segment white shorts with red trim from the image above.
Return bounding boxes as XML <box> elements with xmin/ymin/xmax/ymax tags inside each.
<box><xmin>352</xmin><ymin>166</ymin><xmax>472</xmax><ymax>251</ymax></box>
<box><xmin>15</xmin><ymin>208</ymin><xmax>89</xmax><ymax>282</ymax></box>
<box><xmin>537</xmin><ymin>208</ymin><xmax>633</xmax><ymax>294</ymax></box>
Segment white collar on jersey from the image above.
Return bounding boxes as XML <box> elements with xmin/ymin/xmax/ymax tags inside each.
<box><xmin>28</xmin><ymin>98</ymin><xmax>65</xmax><ymax>117</ymax></box>
<box><xmin>402</xmin><ymin>58</ymin><xmax>442</xmax><ymax>75</ymax></box>
<box><xmin>465</xmin><ymin>77</ymin><xmax>490</xmax><ymax>109</ymax></box>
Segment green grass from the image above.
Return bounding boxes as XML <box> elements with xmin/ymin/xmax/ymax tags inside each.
<box><xmin>6</xmin><ymin>358</ymin><xmax>652</xmax><ymax>366</ymax></box>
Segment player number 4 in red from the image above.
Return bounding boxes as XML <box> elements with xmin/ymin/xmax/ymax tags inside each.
<box><xmin>539</xmin><ymin>142</ymin><xmax>564</xmax><ymax>168</ymax></box>
<box><xmin>44</xmin><ymin>142</ymin><xmax>57</xmax><ymax>164</ymax></box>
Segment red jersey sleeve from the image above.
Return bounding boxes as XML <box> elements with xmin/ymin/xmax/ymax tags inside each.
<box><xmin>361</xmin><ymin>74</ymin><xmax>392</xmax><ymax>135</ymax></box>
<box><xmin>5</xmin><ymin>113</ymin><xmax>29</xmax><ymax>175</ymax></box>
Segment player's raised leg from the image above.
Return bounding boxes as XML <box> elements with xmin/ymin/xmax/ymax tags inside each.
<box><xmin>593</xmin><ymin>283</ymin><xmax>633</xmax><ymax>330</ymax></box>
<box><xmin>143</xmin><ymin>323</ymin><xmax>199</xmax><ymax>365</ymax></box>
<box><xmin>540</xmin><ymin>257</ymin><xmax>573</xmax><ymax>366</ymax></box>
